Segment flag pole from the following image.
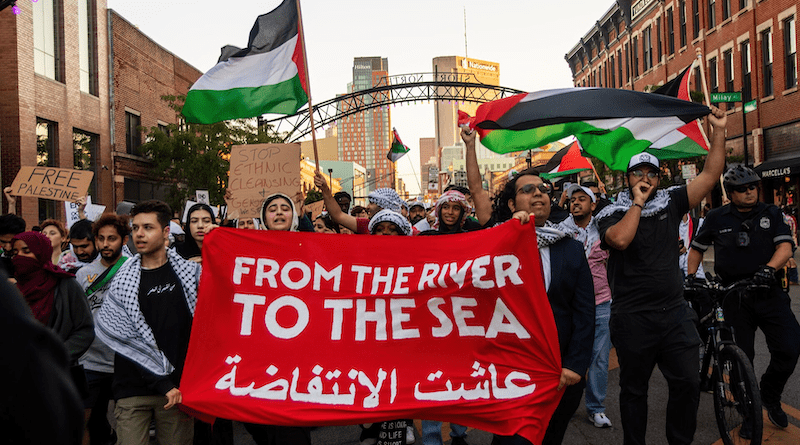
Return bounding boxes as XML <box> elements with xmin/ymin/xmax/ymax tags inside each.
<box><xmin>295</xmin><ymin>0</ymin><xmax>320</xmax><ymax>172</ymax></box>
<box><xmin>695</xmin><ymin>48</ymin><xmax>728</xmax><ymax>202</ymax></box>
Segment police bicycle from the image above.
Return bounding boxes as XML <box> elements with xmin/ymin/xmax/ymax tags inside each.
<box><xmin>685</xmin><ymin>276</ymin><xmax>765</xmax><ymax>445</ymax></box>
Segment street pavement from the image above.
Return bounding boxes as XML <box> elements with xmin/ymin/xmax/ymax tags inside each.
<box><xmin>227</xmin><ymin>280</ymin><xmax>800</xmax><ymax>445</ymax></box>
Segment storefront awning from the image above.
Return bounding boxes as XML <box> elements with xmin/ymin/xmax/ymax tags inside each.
<box><xmin>754</xmin><ymin>158</ymin><xmax>800</xmax><ymax>179</ymax></box>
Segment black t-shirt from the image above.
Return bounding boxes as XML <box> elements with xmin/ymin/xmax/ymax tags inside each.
<box><xmin>691</xmin><ymin>203</ymin><xmax>794</xmax><ymax>283</ymax></box>
<box><xmin>597</xmin><ymin>187</ymin><xmax>690</xmax><ymax>314</ymax></box>
<box><xmin>112</xmin><ymin>262</ymin><xmax>193</xmax><ymax>399</ymax></box>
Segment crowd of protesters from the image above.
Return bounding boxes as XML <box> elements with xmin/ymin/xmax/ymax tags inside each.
<box><xmin>1</xmin><ymin>105</ymin><xmax>799</xmax><ymax>445</ymax></box>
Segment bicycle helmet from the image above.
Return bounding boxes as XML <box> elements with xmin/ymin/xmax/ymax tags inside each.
<box><xmin>722</xmin><ymin>165</ymin><xmax>760</xmax><ymax>192</ymax></box>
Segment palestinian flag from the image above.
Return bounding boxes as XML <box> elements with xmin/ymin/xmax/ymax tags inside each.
<box><xmin>182</xmin><ymin>0</ymin><xmax>309</xmax><ymax>124</ymax></box>
<box><xmin>460</xmin><ymin>88</ymin><xmax>711</xmax><ymax>171</ymax></box>
<box><xmin>387</xmin><ymin>128</ymin><xmax>410</xmax><ymax>162</ymax></box>
<box><xmin>651</xmin><ymin>62</ymin><xmax>710</xmax><ymax>152</ymax></box>
<box><xmin>538</xmin><ymin>140</ymin><xmax>593</xmax><ymax>180</ymax></box>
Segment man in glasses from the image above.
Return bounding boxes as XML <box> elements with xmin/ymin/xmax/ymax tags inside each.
<box><xmin>595</xmin><ymin>105</ymin><xmax>728</xmax><ymax>445</ymax></box>
<box><xmin>687</xmin><ymin>165</ymin><xmax>800</xmax><ymax>432</ymax></box>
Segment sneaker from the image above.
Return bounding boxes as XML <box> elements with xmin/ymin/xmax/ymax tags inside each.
<box><xmin>739</xmin><ymin>419</ymin><xmax>752</xmax><ymax>439</ymax></box>
<box><xmin>765</xmin><ymin>403</ymin><xmax>789</xmax><ymax>428</ymax></box>
<box><xmin>589</xmin><ymin>412</ymin><xmax>612</xmax><ymax>428</ymax></box>
<box><xmin>405</xmin><ymin>425</ymin><xmax>415</xmax><ymax>444</ymax></box>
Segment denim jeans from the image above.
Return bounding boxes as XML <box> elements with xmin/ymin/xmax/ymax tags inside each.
<box><xmin>585</xmin><ymin>300</ymin><xmax>611</xmax><ymax>415</ymax></box>
<box><xmin>421</xmin><ymin>420</ymin><xmax>467</xmax><ymax>445</ymax></box>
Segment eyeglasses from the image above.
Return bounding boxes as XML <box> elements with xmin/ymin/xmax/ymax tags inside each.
<box><xmin>630</xmin><ymin>169</ymin><xmax>659</xmax><ymax>179</ymax></box>
<box><xmin>516</xmin><ymin>183</ymin><xmax>552</xmax><ymax>196</ymax></box>
<box><xmin>733</xmin><ymin>184</ymin><xmax>758</xmax><ymax>193</ymax></box>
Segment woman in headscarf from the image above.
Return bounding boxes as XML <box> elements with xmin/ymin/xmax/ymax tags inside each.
<box><xmin>418</xmin><ymin>189</ymin><xmax>481</xmax><ymax>236</ymax></box>
<box><xmin>175</xmin><ymin>203</ymin><xmax>217</xmax><ymax>263</ymax></box>
<box><xmin>11</xmin><ymin>231</ymin><xmax>94</xmax><ymax>394</ymax></box>
<box><xmin>238</xmin><ymin>193</ymin><xmax>312</xmax><ymax>445</ymax></box>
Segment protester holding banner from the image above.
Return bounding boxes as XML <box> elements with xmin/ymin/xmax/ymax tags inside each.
<box><xmin>76</xmin><ymin>214</ymin><xmax>131</xmax><ymax>445</ymax></box>
<box><xmin>462</xmin><ymin>128</ymin><xmax>595</xmax><ymax>445</ymax></box>
<box><xmin>176</xmin><ymin>203</ymin><xmax>219</xmax><ymax>263</ymax></box>
<box><xmin>315</xmin><ymin>170</ymin><xmax>403</xmax><ymax>234</ymax></box>
<box><xmin>95</xmin><ymin>200</ymin><xmax>199</xmax><ymax>445</ymax></box>
<box><xmin>313</xmin><ymin>212</ymin><xmax>340</xmax><ymax>234</ymax></box>
<box><xmin>596</xmin><ymin>106</ymin><xmax>727</xmax><ymax>445</ymax></box>
<box><xmin>41</xmin><ymin>218</ymin><xmax>70</xmax><ymax>266</ymax></box>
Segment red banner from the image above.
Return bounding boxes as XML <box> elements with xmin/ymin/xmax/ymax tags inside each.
<box><xmin>181</xmin><ymin>221</ymin><xmax>562</xmax><ymax>443</ymax></box>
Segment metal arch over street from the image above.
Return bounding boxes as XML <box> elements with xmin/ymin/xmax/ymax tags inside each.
<box><xmin>264</xmin><ymin>72</ymin><xmax>526</xmax><ymax>142</ymax></box>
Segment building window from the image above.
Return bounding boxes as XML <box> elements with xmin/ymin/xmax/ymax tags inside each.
<box><xmin>37</xmin><ymin>119</ymin><xmax>58</xmax><ymax>221</ymax></box>
<box><xmin>692</xmin><ymin>0</ymin><xmax>701</xmax><ymax>39</ymax></box>
<box><xmin>618</xmin><ymin>49</ymin><xmax>623</xmax><ymax>86</ymax></box>
<box><xmin>125</xmin><ymin>112</ymin><xmax>141</xmax><ymax>155</ymax></box>
<box><xmin>694</xmin><ymin>66</ymin><xmax>702</xmax><ymax>95</ymax></box>
<box><xmin>708</xmin><ymin>0</ymin><xmax>716</xmax><ymax>28</ymax></box>
<box><xmin>73</xmin><ymin>130</ymin><xmax>98</xmax><ymax>198</ymax></box>
<box><xmin>643</xmin><ymin>27</ymin><xmax>653</xmax><ymax>71</ymax></box>
<box><xmin>633</xmin><ymin>37</ymin><xmax>640</xmax><ymax>77</ymax></box>
<box><xmin>741</xmin><ymin>40</ymin><xmax>752</xmax><ymax>102</ymax></box>
<box><xmin>78</xmin><ymin>0</ymin><xmax>98</xmax><ymax>95</ymax></box>
<box><xmin>610</xmin><ymin>55</ymin><xmax>616</xmax><ymax>88</ymax></box>
<box><xmin>785</xmin><ymin>16</ymin><xmax>797</xmax><ymax>89</ymax></box>
<box><xmin>667</xmin><ymin>8</ymin><xmax>676</xmax><ymax>54</ymax></box>
<box><xmin>680</xmin><ymin>1</ymin><xmax>687</xmax><ymax>48</ymax></box>
<box><xmin>657</xmin><ymin>17</ymin><xmax>663</xmax><ymax>61</ymax></box>
<box><xmin>32</xmin><ymin>0</ymin><xmax>61</xmax><ymax>81</ymax></box>
<box><xmin>723</xmin><ymin>0</ymin><xmax>731</xmax><ymax>21</ymax></box>
<box><xmin>625</xmin><ymin>43</ymin><xmax>631</xmax><ymax>82</ymax></box>
<box><xmin>740</xmin><ymin>0</ymin><xmax>748</xmax><ymax>8</ymax></box>
<box><xmin>762</xmin><ymin>28</ymin><xmax>773</xmax><ymax>96</ymax></box>
<box><xmin>723</xmin><ymin>49</ymin><xmax>734</xmax><ymax>92</ymax></box>
<box><xmin>709</xmin><ymin>57</ymin><xmax>719</xmax><ymax>93</ymax></box>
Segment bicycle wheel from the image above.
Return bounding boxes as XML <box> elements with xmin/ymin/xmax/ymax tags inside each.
<box><xmin>712</xmin><ymin>345</ymin><xmax>763</xmax><ymax>445</ymax></box>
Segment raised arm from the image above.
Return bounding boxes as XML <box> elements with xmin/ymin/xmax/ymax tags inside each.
<box><xmin>313</xmin><ymin>170</ymin><xmax>358</xmax><ymax>233</ymax></box>
<box><xmin>462</xmin><ymin>128</ymin><xmax>492</xmax><ymax>226</ymax></box>
<box><xmin>687</xmin><ymin>106</ymin><xmax>727</xmax><ymax>208</ymax></box>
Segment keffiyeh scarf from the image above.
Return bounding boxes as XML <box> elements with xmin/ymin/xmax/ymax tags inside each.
<box><xmin>557</xmin><ymin>216</ymin><xmax>599</xmax><ymax>258</ymax></box>
<box><xmin>536</xmin><ymin>221</ymin><xmax>569</xmax><ymax>248</ymax></box>
<box><xmin>95</xmin><ymin>248</ymin><xmax>201</xmax><ymax>376</ymax></box>
<box><xmin>595</xmin><ymin>186</ymin><xmax>680</xmax><ymax>222</ymax></box>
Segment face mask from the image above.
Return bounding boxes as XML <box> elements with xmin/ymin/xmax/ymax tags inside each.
<box><xmin>12</xmin><ymin>256</ymin><xmax>42</xmax><ymax>279</ymax></box>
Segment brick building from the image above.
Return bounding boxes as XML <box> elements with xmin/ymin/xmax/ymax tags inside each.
<box><xmin>1</xmin><ymin>0</ymin><xmax>112</xmax><ymax>226</ymax></box>
<box><xmin>566</xmin><ymin>0</ymin><xmax>799</xmax><ymax>206</ymax></box>
<box><xmin>0</xmin><ymin>1</ymin><xmax>201</xmax><ymax>227</ymax></box>
<box><xmin>110</xmin><ymin>10</ymin><xmax>202</xmax><ymax>206</ymax></box>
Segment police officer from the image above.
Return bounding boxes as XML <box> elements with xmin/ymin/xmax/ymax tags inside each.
<box><xmin>687</xmin><ymin>165</ymin><xmax>800</xmax><ymax>429</ymax></box>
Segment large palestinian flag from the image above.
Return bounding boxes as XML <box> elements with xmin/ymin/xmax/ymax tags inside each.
<box><xmin>538</xmin><ymin>140</ymin><xmax>593</xmax><ymax>180</ymax></box>
<box><xmin>460</xmin><ymin>88</ymin><xmax>711</xmax><ymax>171</ymax></box>
<box><xmin>651</xmin><ymin>63</ymin><xmax>710</xmax><ymax>152</ymax></box>
<box><xmin>182</xmin><ymin>0</ymin><xmax>309</xmax><ymax>124</ymax></box>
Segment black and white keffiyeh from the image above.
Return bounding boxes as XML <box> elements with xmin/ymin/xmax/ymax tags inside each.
<box><xmin>95</xmin><ymin>248</ymin><xmax>201</xmax><ymax>376</ymax></box>
<box><xmin>368</xmin><ymin>209</ymin><xmax>412</xmax><ymax>236</ymax></box>
<box><xmin>536</xmin><ymin>221</ymin><xmax>569</xmax><ymax>248</ymax></box>
<box><xmin>595</xmin><ymin>186</ymin><xmax>681</xmax><ymax>222</ymax></box>
<box><xmin>557</xmin><ymin>215</ymin><xmax>599</xmax><ymax>258</ymax></box>
<box><xmin>368</xmin><ymin>188</ymin><xmax>402</xmax><ymax>213</ymax></box>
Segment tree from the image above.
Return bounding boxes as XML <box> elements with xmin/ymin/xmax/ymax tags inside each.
<box><xmin>138</xmin><ymin>95</ymin><xmax>286</xmax><ymax>212</ymax></box>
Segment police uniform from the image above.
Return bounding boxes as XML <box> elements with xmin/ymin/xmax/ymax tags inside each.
<box><xmin>691</xmin><ymin>202</ymin><xmax>800</xmax><ymax>408</ymax></box>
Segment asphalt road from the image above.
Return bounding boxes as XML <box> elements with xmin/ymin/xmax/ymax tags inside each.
<box><xmin>224</xmin><ymin>283</ymin><xmax>800</xmax><ymax>445</ymax></box>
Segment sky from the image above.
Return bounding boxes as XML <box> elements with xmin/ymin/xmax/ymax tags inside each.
<box><xmin>106</xmin><ymin>0</ymin><xmax>616</xmax><ymax>195</ymax></box>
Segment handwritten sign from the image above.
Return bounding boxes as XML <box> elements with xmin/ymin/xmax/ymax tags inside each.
<box><xmin>227</xmin><ymin>144</ymin><xmax>301</xmax><ymax>220</ymax></box>
<box><xmin>11</xmin><ymin>167</ymin><xmax>94</xmax><ymax>203</ymax></box>
<box><xmin>306</xmin><ymin>200</ymin><xmax>324</xmax><ymax>220</ymax></box>
<box><xmin>64</xmin><ymin>196</ymin><xmax>107</xmax><ymax>228</ymax></box>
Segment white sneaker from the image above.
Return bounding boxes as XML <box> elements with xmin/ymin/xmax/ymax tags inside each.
<box><xmin>590</xmin><ymin>412</ymin><xmax>612</xmax><ymax>428</ymax></box>
<box><xmin>406</xmin><ymin>425</ymin><xmax>416</xmax><ymax>444</ymax></box>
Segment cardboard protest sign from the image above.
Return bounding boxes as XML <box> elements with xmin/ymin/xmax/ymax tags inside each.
<box><xmin>227</xmin><ymin>144</ymin><xmax>301</xmax><ymax>220</ymax></box>
<box><xmin>182</xmin><ymin>221</ymin><xmax>562</xmax><ymax>444</ymax></box>
<box><xmin>11</xmin><ymin>167</ymin><xmax>94</xmax><ymax>202</ymax></box>
<box><xmin>306</xmin><ymin>200</ymin><xmax>324</xmax><ymax>220</ymax></box>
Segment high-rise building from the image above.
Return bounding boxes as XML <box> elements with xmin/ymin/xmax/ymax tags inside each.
<box><xmin>432</xmin><ymin>56</ymin><xmax>501</xmax><ymax>159</ymax></box>
<box><xmin>419</xmin><ymin>137</ymin><xmax>437</xmax><ymax>193</ymax></box>
<box><xmin>338</xmin><ymin>57</ymin><xmax>394</xmax><ymax>192</ymax></box>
